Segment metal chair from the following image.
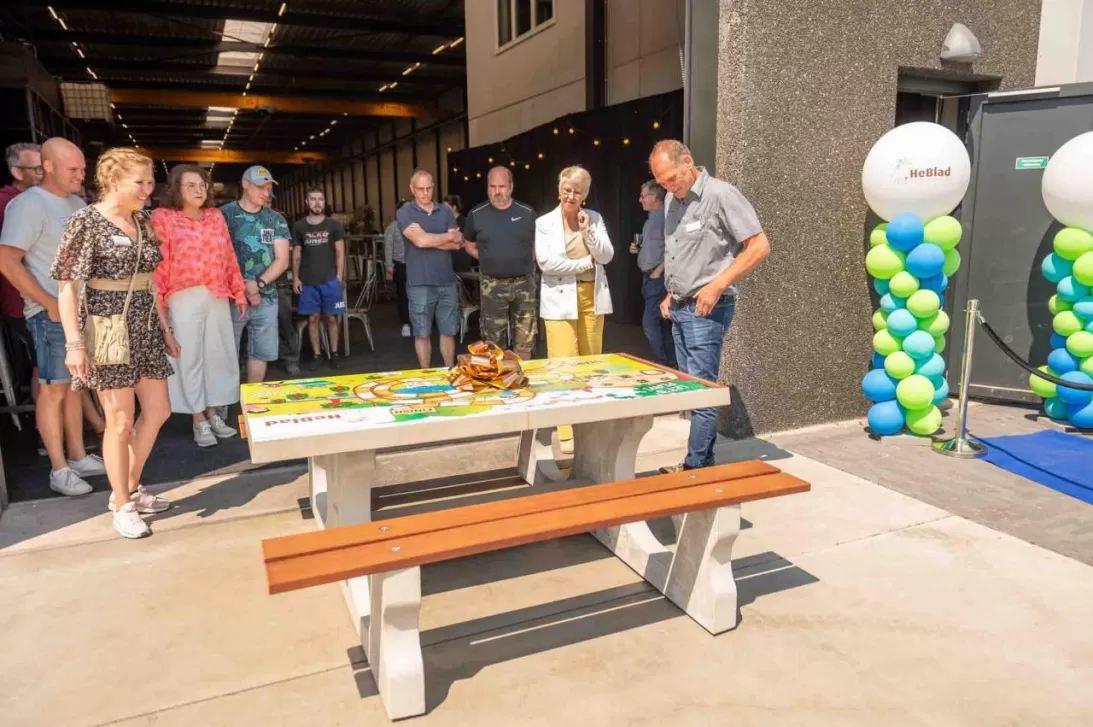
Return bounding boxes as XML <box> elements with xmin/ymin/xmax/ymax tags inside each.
<box><xmin>456</xmin><ymin>275</ymin><xmax>479</xmax><ymax>343</ymax></box>
<box><xmin>345</xmin><ymin>268</ymin><xmax>374</xmax><ymax>355</ymax></box>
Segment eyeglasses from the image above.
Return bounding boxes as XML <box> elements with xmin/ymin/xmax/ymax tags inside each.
<box><xmin>15</xmin><ymin>165</ymin><xmax>43</xmax><ymax>174</ymax></box>
<box><xmin>182</xmin><ymin>182</ymin><xmax>208</xmax><ymax>191</ymax></box>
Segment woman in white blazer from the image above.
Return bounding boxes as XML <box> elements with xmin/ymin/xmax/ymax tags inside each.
<box><xmin>535</xmin><ymin>165</ymin><xmax>614</xmax><ymax>452</ymax></box>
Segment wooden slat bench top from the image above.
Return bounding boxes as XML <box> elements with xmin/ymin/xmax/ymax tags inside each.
<box><xmin>262</xmin><ymin>460</ymin><xmax>809</xmax><ymax>595</ymax></box>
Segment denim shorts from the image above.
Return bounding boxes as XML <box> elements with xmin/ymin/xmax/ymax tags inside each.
<box><xmin>26</xmin><ymin>311</ymin><xmax>70</xmax><ymax>385</ymax></box>
<box><xmin>407</xmin><ymin>284</ymin><xmax>460</xmax><ymax>338</ymax></box>
<box><xmin>231</xmin><ymin>296</ymin><xmax>279</xmax><ymax>362</ymax></box>
<box><xmin>298</xmin><ymin>277</ymin><xmax>346</xmax><ymax>316</ymax></box>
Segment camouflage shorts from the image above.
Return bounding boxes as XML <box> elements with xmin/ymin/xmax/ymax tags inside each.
<box><xmin>480</xmin><ymin>273</ymin><xmax>538</xmax><ymax>358</ymax></box>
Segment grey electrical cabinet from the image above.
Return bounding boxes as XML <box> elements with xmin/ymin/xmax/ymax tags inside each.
<box><xmin>951</xmin><ymin>83</ymin><xmax>1093</xmax><ymax>403</ymax></box>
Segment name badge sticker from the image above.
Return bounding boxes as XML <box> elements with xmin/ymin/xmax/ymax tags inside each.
<box><xmin>685</xmin><ymin>220</ymin><xmax>702</xmax><ymax>233</ymax></box>
<box><xmin>111</xmin><ymin>235</ymin><xmax>132</xmax><ymax>246</ymax></box>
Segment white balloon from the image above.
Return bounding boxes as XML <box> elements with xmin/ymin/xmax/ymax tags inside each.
<box><xmin>861</xmin><ymin>122</ymin><xmax>971</xmax><ymax>222</ymax></box>
<box><xmin>1042</xmin><ymin>131</ymin><xmax>1093</xmax><ymax>231</ymax></box>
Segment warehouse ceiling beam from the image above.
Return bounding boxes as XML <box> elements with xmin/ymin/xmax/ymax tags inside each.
<box><xmin>134</xmin><ymin>148</ymin><xmax>330</xmax><ymax>164</ymax></box>
<box><xmin>109</xmin><ymin>89</ymin><xmax>435</xmax><ymax>119</ymax></box>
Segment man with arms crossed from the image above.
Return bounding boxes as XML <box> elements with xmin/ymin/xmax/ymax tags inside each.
<box><xmin>292</xmin><ymin>187</ymin><xmax>345</xmax><ymax>370</ymax></box>
<box><xmin>0</xmin><ymin>138</ymin><xmax>106</xmax><ymax>496</ymax></box>
<box><xmin>221</xmin><ymin>166</ymin><xmax>290</xmax><ymax>384</ymax></box>
<box><xmin>463</xmin><ymin>166</ymin><xmax>538</xmax><ymax>359</ymax></box>
<box><xmin>649</xmin><ymin>140</ymin><xmax>771</xmax><ymax>471</ymax></box>
<box><xmin>397</xmin><ymin>170</ymin><xmax>464</xmax><ymax>369</ymax></box>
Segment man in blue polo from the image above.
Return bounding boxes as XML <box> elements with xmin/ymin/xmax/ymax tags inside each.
<box><xmin>397</xmin><ymin>169</ymin><xmax>464</xmax><ymax>368</ymax></box>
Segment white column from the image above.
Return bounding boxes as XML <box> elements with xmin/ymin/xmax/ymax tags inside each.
<box><xmin>1036</xmin><ymin>0</ymin><xmax>1093</xmax><ymax>85</ymax></box>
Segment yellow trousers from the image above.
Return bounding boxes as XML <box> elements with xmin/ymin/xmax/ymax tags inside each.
<box><xmin>544</xmin><ymin>281</ymin><xmax>603</xmax><ymax>442</ymax></box>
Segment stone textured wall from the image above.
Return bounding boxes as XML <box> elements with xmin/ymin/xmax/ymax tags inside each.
<box><xmin>714</xmin><ymin>0</ymin><xmax>1040</xmax><ymax>436</ymax></box>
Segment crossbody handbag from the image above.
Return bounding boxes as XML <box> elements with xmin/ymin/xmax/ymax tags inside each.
<box><xmin>82</xmin><ymin>214</ymin><xmax>151</xmax><ymax>366</ymax></box>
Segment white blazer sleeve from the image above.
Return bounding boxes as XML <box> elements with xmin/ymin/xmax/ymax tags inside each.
<box><xmin>585</xmin><ymin>214</ymin><xmax>614</xmax><ymax>265</ymax></box>
<box><xmin>536</xmin><ymin>219</ymin><xmax>595</xmax><ymax>276</ymax></box>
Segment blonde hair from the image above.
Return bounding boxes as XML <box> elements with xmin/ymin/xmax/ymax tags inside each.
<box><xmin>558</xmin><ymin>166</ymin><xmax>591</xmax><ymax>197</ymax></box>
<box><xmin>95</xmin><ymin>147</ymin><xmax>153</xmax><ymax>196</ymax></box>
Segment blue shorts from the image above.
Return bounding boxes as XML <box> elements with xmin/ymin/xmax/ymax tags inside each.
<box><xmin>27</xmin><ymin>311</ymin><xmax>70</xmax><ymax>385</ymax></box>
<box><xmin>231</xmin><ymin>296</ymin><xmax>279</xmax><ymax>362</ymax></box>
<box><xmin>407</xmin><ymin>284</ymin><xmax>460</xmax><ymax>338</ymax></box>
<box><xmin>298</xmin><ymin>277</ymin><xmax>346</xmax><ymax>316</ymax></box>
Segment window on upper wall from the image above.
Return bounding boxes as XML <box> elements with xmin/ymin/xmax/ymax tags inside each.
<box><xmin>497</xmin><ymin>0</ymin><xmax>555</xmax><ymax>49</ymax></box>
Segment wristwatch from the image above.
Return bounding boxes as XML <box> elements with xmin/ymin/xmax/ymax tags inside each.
<box><xmin>256</xmin><ymin>278</ymin><xmax>267</xmax><ymax>291</ymax></box>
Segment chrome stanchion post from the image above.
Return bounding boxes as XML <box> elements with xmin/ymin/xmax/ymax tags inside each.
<box><xmin>934</xmin><ymin>298</ymin><xmax>987</xmax><ymax>458</ymax></box>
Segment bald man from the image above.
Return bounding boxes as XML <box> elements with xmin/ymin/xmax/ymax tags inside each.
<box><xmin>0</xmin><ymin>137</ymin><xmax>105</xmax><ymax>496</ymax></box>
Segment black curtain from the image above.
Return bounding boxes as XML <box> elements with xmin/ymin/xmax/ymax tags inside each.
<box><xmin>448</xmin><ymin>90</ymin><xmax>684</xmax><ymax>324</ymax></box>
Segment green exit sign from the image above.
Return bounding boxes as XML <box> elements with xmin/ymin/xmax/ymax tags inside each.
<box><xmin>1015</xmin><ymin>156</ymin><xmax>1049</xmax><ymax>170</ymax></box>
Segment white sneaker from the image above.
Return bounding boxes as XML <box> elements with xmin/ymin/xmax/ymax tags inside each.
<box><xmin>68</xmin><ymin>454</ymin><xmax>107</xmax><ymax>477</ymax></box>
<box><xmin>109</xmin><ymin>485</ymin><xmax>170</xmax><ymax>514</ymax></box>
<box><xmin>49</xmin><ymin>467</ymin><xmax>93</xmax><ymax>497</ymax></box>
<box><xmin>207</xmin><ymin>414</ymin><xmax>238</xmax><ymax>439</ymax></box>
<box><xmin>194</xmin><ymin>421</ymin><xmax>217</xmax><ymax>447</ymax></box>
<box><xmin>112</xmin><ymin>501</ymin><xmax>152</xmax><ymax>539</ymax></box>
<box><xmin>401</xmin><ymin>324</ymin><xmax>412</xmax><ymax>337</ymax></box>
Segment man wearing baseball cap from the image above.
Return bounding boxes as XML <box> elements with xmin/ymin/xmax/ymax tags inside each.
<box><xmin>221</xmin><ymin>166</ymin><xmax>291</xmax><ymax>384</ymax></box>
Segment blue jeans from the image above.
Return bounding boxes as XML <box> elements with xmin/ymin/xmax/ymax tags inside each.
<box><xmin>671</xmin><ymin>296</ymin><xmax>735</xmax><ymax>469</ymax></box>
<box><xmin>641</xmin><ymin>275</ymin><xmax>677</xmax><ymax>367</ymax></box>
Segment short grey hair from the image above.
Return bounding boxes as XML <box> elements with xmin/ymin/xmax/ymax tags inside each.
<box><xmin>641</xmin><ymin>179</ymin><xmax>666</xmax><ymax>201</ymax></box>
<box><xmin>5</xmin><ymin>142</ymin><xmax>40</xmax><ymax>171</ymax></box>
<box><xmin>649</xmin><ymin>139</ymin><xmax>691</xmax><ymax>165</ymax></box>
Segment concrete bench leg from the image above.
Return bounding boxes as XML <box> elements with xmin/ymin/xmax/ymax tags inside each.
<box><xmin>368</xmin><ymin>567</ymin><xmax>426</xmax><ymax>721</ymax></box>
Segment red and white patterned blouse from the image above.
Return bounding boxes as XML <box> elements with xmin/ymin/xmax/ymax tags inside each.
<box><xmin>150</xmin><ymin>207</ymin><xmax>246</xmax><ymax>309</ymax></box>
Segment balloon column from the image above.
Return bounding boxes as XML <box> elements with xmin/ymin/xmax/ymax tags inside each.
<box><xmin>860</xmin><ymin>122</ymin><xmax>972</xmax><ymax>436</ymax></box>
<box><xmin>1033</xmin><ymin>131</ymin><xmax>1093</xmax><ymax>429</ymax></box>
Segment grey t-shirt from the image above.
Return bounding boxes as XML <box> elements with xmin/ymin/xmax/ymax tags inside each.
<box><xmin>0</xmin><ymin>186</ymin><xmax>85</xmax><ymax>318</ymax></box>
<box><xmin>663</xmin><ymin>168</ymin><xmax>763</xmax><ymax>300</ymax></box>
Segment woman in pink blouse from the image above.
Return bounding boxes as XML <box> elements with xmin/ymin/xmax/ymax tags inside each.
<box><xmin>151</xmin><ymin>165</ymin><xmax>247</xmax><ymax>448</ymax></box>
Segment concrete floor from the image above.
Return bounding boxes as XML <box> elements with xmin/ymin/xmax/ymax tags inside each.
<box><xmin>1</xmin><ymin>414</ymin><xmax>1091</xmax><ymax>726</ymax></box>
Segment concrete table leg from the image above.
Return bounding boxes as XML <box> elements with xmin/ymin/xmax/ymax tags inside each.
<box><xmin>517</xmin><ymin>427</ymin><xmax>566</xmax><ymax>485</ymax></box>
<box><xmin>368</xmin><ymin>567</ymin><xmax>426</xmax><ymax>720</ymax></box>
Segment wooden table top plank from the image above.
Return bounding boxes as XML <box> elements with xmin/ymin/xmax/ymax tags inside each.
<box><xmin>261</xmin><ymin>460</ymin><xmax>781</xmax><ymax>563</ymax></box>
<box><xmin>265</xmin><ymin>472</ymin><xmax>810</xmax><ymax>594</ymax></box>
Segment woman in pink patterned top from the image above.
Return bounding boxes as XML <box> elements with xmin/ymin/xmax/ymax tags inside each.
<box><xmin>151</xmin><ymin>165</ymin><xmax>247</xmax><ymax>448</ymax></box>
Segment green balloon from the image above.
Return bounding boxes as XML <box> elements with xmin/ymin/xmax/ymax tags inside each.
<box><xmin>905</xmin><ymin>405</ymin><xmax>942</xmax><ymax>436</ymax></box>
<box><xmin>1029</xmin><ymin>365</ymin><xmax>1057</xmax><ymax>399</ymax></box>
<box><xmin>923</xmin><ymin>216</ymin><xmax>962</xmax><ymax>251</ymax></box>
<box><xmin>865</xmin><ymin>244</ymin><xmax>906</xmax><ymax>280</ymax></box>
<box><xmin>1054</xmin><ymin>311</ymin><xmax>1083</xmax><ymax>336</ymax></box>
<box><xmin>1081</xmin><ymin>356</ymin><xmax>1093</xmax><ymax>378</ymax></box>
<box><xmin>1073</xmin><ymin>251</ymin><xmax>1093</xmax><ymax>287</ymax></box>
<box><xmin>1049</xmin><ymin>294</ymin><xmax>1073</xmax><ymax>315</ymax></box>
<box><xmin>933</xmin><ymin>335</ymin><xmax>946</xmax><ymax>354</ymax></box>
<box><xmin>1053</xmin><ymin>227</ymin><xmax>1093</xmax><ymax>262</ymax></box>
<box><xmin>872</xmin><ymin>309</ymin><xmax>889</xmax><ymax>331</ymax></box>
<box><xmin>907</xmin><ymin>289</ymin><xmax>941</xmax><ymax>318</ymax></box>
<box><xmin>889</xmin><ymin>271</ymin><xmax>920</xmax><ymax>298</ymax></box>
<box><xmin>919</xmin><ymin>310</ymin><xmax>950</xmax><ymax>337</ymax></box>
<box><xmin>873</xmin><ymin>329</ymin><xmax>903</xmax><ymax>356</ymax></box>
<box><xmin>870</xmin><ymin>224</ymin><xmax>888</xmax><ymax>248</ymax></box>
<box><xmin>1067</xmin><ymin>331</ymin><xmax>1093</xmax><ymax>358</ymax></box>
<box><xmin>942</xmin><ymin>248</ymin><xmax>961</xmax><ymax>276</ymax></box>
<box><xmin>896</xmin><ymin>374</ymin><xmax>935</xmax><ymax>410</ymax></box>
<box><xmin>885</xmin><ymin>351</ymin><xmax>916</xmax><ymax>379</ymax></box>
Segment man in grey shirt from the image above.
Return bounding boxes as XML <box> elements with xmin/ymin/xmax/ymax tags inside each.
<box><xmin>383</xmin><ymin>202</ymin><xmax>411</xmax><ymax>337</ymax></box>
<box><xmin>0</xmin><ymin>137</ymin><xmax>106</xmax><ymax>496</ymax></box>
<box><xmin>630</xmin><ymin>179</ymin><xmax>676</xmax><ymax>367</ymax></box>
<box><xmin>649</xmin><ymin>139</ymin><xmax>771</xmax><ymax>471</ymax></box>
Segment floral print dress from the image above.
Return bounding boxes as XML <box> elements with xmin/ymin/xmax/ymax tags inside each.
<box><xmin>50</xmin><ymin>206</ymin><xmax>173</xmax><ymax>391</ymax></box>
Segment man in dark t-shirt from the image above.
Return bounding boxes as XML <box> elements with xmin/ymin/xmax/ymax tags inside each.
<box><xmin>292</xmin><ymin>188</ymin><xmax>345</xmax><ymax>369</ymax></box>
<box><xmin>464</xmin><ymin>166</ymin><xmax>537</xmax><ymax>359</ymax></box>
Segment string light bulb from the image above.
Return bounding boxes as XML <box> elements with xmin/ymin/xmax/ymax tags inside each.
<box><xmin>537</xmin><ymin>152</ymin><xmax>544</xmax><ymax>159</ymax></box>
<box><xmin>552</xmin><ymin>128</ymin><xmax>559</xmax><ymax>135</ymax></box>
<box><xmin>452</xmin><ymin>167</ymin><xmax>458</xmax><ymax>173</ymax></box>
<box><xmin>509</xmin><ymin>161</ymin><xmax>516</xmax><ymax>167</ymax></box>
<box><xmin>447</xmin><ymin>146</ymin><xmax>452</xmax><ymax>152</ymax></box>
<box><xmin>475</xmin><ymin>172</ymin><xmax>481</xmax><ymax>178</ymax></box>
<box><xmin>568</xmin><ymin>127</ymin><xmax>575</xmax><ymax>135</ymax></box>
<box><xmin>488</xmin><ymin>157</ymin><xmax>493</xmax><ymax>163</ymax></box>
<box><xmin>463</xmin><ymin>175</ymin><xmax>469</xmax><ymax>181</ymax></box>
<box><xmin>524</xmin><ymin>163</ymin><xmax>530</xmax><ymax>170</ymax></box>
<box><xmin>623</xmin><ymin>138</ymin><xmax>631</xmax><ymax>145</ymax></box>
<box><xmin>593</xmin><ymin>139</ymin><xmax>600</xmax><ymax>146</ymax></box>
<box><xmin>652</xmin><ymin>121</ymin><xmax>660</xmax><ymax>129</ymax></box>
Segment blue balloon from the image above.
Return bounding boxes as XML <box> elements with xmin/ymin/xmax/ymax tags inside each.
<box><xmin>1057</xmin><ymin>371</ymin><xmax>1093</xmax><ymax>407</ymax></box>
<box><xmin>1048</xmin><ymin>347</ymin><xmax>1081</xmax><ymax>374</ymax></box>
<box><xmin>885</xmin><ymin>213</ymin><xmax>924</xmax><ymax>253</ymax></box>
<box><xmin>1041</xmin><ymin>253</ymin><xmax>1073</xmax><ymax>284</ymax></box>
<box><xmin>1073</xmin><ymin>296</ymin><xmax>1093</xmax><ymax>320</ymax></box>
<box><xmin>871</xmin><ymin>353</ymin><xmax>886</xmax><ymax>369</ymax></box>
<box><xmin>880</xmin><ymin>293</ymin><xmax>907</xmax><ymax>313</ymax></box>
<box><xmin>868</xmin><ymin>400</ymin><xmax>906</xmax><ymax>436</ymax></box>
<box><xmin>915</xmin><ymin>354</ymin><xmax>946</xmax><ymax>379</ymax></box>
<box><xmin>903</xmin><ymin>330</ymin><xmax>936</xmax><ymax>360</ymax></box>
<box><xmin>938</xmin><ymin>294</ymin><xmax>947</xmax><ymax>308</ymax></box>
<box><xmin>931</xmin><ymin>377</ymin><xmax>950</xmax><ymax>405</ymax></box>
<box><xmin>886</xmin><ymin>309</ymin><xmax>918</xmax><ymax>337</ymax></box>
<box><xmin>1044</xmin><ymin>397</ymin><xmax>1068</xmax><ymax>421</ymax></box>
<box><xmin>920</xmin><ymin>273</ymin><xmax>949</xmax><ymax>294</ymax></box>
<box><xmin>928</xmin><ymin>374</ymin><xmax>945</xmax><ymax>389</ymax></box>
<box><xmin>1050</xmin><ymin>333</ymin><xmax>1068</xmax><ymax>349</ymax></box>
<box><xmin>862</xmin><ymin>369</ymin><xmax>899</xmax><ymax>403</ymax></box>
<box><xmin>1069</xmin><ymin>400</ymin><xmax>1093</xmax><ymax>428</ymax></box>
<box><xmin>906</xmin><ymin>243</ymin><xmax>946</xmax><ymax>279</ymax></box>
<box><xmin>1087</xmin><ymin>319</ymin><xmax>1093</xmax><ymax>334</ymax></box>
<box><xmin>1057</xmin><ymin>276</ymin><xmax>1090</xmax><ymax>303</ymax></box>
<box><xmin>873</xmin><ymin>278</ymin><xmax>890</xmax><ymax>295</ymax></box>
